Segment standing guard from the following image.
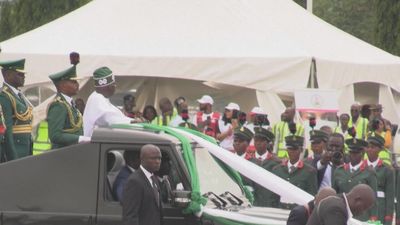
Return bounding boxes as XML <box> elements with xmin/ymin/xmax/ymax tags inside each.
<box><xmin>47</xmin><ymin>66</ymin><xmax>88</xmax><ymax>149</ymax></box>
<box><xmin>0</xmin><ymin>59</ymin><xmax>33</xmax><ymax>160</ymax></box>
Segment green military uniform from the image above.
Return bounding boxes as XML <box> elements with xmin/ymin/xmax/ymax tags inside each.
<box><xmin>273</xmin><ymin>135</ymin><xmax>317</xmax><ymax>209</ymax></box>
<box><xmin>246</xmin><ymin>127</ymin><xmax>280</xmax><ymax>207</ymax></box>
<box><xmin>304</xmin><ymin>129</ymin><xmax>328</xmax><ymax>165</ymax></box>
<box><xmin>0</xmin><ymin>59</ymin><xmax>33</xmax><ymax>160</ymax></box>
<box><xmin>47</xmin><ymin>66</ymin><xmax>83</xmax><ymax>149</ymax></box>
<box><xmin>366</xmin><ymin>135</ymin><xmax>395</xmax><ymax>225</ymax></box>
<box><xmin>272</xmin><ymin>121</ymin><xmax>304</xmax><ymax>159</ymax></box>
<box><xmin>332</xmin><ymin>138</ymin><xmax>378</xmax><ymax>221</ymax></box>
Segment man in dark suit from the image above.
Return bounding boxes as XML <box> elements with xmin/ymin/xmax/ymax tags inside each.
<box><xmin>122</xmin><ymin>144</ymin><xmax>162</xmax><ymax>225</ymax></box>
<box><xmin>113</xmin><ymin>151</ymin><xmax>140</xmax><ymax>201</ymax></box>
<box><xmin>306</xmin><ymin>184</ymin><xmax>375</xmax><ymax>225</ymax></box>
<box><xmin>286</xmin><ymin>187</ymin><xmax>336</xmax><ymax>225</ymax></box>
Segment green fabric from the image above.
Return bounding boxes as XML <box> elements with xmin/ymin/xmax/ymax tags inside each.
<box><xmin>140</xmin><ymin>123</ymin><xmax>207</xmax><ymax>214</ymax></box>
<box><xmin>49</xmin><ymin>66</ymin><xmax>77</xmax><ymax>84</ymax></box>
<box><xmin>93</xmin><ymin>66</ymin><xmax>115</xmax><ymax>87</ymax></box>
<box><xmin>332</xmin><ymin>163</ymin><xmax>378</xmax><ymax>221</ymax></box>
<box><xmin>272</xmin><ymin>161</ymin><xmax>317</xmax><ymax>209</ymax></box>
<box><xmin>0</xmin><ymin>58</ymin><xmax>25</xmax><ymax>72</ymax></box>
<box><xmin>176</xmin><ymin>126</ymin><xmax>255</xmax><ymax>204</ymax></box>
<box><xmin>374</xmin><ymin>162</ymin><xmax>395</xmax><ymax>225</ymax></box>
<box><xmin>247</xmin><ymin>158</ymin><xmax>280</xmax><ymax>207</ymax></box>
<box><xmin>47</xmin><ymin>93</ymin><xmax>82</xmax><ymax>149</ymax></box>
<box><xmin>0</xmin><ymin>84</ymin><xmax>32</xmax><ymax>160</ymax></box>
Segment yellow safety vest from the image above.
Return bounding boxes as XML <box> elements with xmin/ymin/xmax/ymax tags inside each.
<box><xmin>272</xmin><ymin>121</ymin><xmax>304</xmax><ymax>158</ymax></box>
<box><xmin>348</xmin><ymin>117</ymin><xmax>369</xmax><ymax>140</ymax></box>
<box><xmin>32</xmin><ymin>121</ymin><xmax>52</xmax><ymax>155</ymax></box>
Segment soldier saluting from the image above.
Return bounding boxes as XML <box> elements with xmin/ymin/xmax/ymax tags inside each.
<box><xmin>0</xmin><ymin>59</ymin><xmax>33</xmax><ymax>161</ymax></box>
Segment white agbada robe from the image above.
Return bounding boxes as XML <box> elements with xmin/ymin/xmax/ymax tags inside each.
<box><xmin>83</xmin><ymin>91</ymin><xmax>132</xmax><ymax>137</ymax></box>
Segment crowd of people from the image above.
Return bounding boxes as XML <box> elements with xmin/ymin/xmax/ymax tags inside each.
<box><xmin>1</xmin><ymin>56</ymin><xmax>400</xmax><ymax>225</ymax></box>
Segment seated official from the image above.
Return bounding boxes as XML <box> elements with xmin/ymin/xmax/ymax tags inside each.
<box><xmin>113</xmin><ymin>151</ymin><xmax>140</xmax><ymax>201</ymax></box>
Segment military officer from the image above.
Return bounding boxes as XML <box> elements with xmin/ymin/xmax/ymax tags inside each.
<box><xmin>273</xmin><ymin>135</ymin><xmax>317</xmax><ymax>209</ymax></box>
<box><xmin>0</xmin><ymin>59</ymin><xmax>33</xmax><ymax>160</ymax></box>
<box><xmin>233</xmin><ymin>126</ymin><xmax>254</xmax><ymax>160</ymax></box>
<box><xmin>332</xmin><ymin>138</ymin><xmax>378</xmax><ymax>222</ymax></box>
<box><xmin>247</xmin><ymin>127</ymin><xmax>280</xmax><ymax>207</ymax></box>
<box><xmin>304</xmin><ymin>129</ymin><xmax>329</xmax><ymax>167</ymax></box>
<box><xmin>365</xmin><ymin>134</ymin><xmax>394</xmax><ymax>225</ymax></box>
<box><xmin>47</xmin><ymin>66</ymin><xmax>89</xmax><ymax>149</ymax></box>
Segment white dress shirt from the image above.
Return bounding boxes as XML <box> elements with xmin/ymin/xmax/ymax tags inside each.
<box><xmin>83</xmin><ymin>91</ymin><xmax>131</xmax><ymax>137</ymax></box>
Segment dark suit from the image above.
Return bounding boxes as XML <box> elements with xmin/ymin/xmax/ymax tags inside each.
<box><xmin>113</xmin><ymin>166</ymin><xmax>133</xmax><ymax>201</ymax></box>
<box><xmin>122</xmin><ymin>168</ymin><xmax>162</xmax><ymax>225</ymax></box>
<box><xmin>306</xmin><ymin>194</ymin><xmax>348</xmax><ymax>225</ymax></box>
<box><xmin>287</xmin><ymin>201</ymin><xmax>314</xmax><ymax>225</ymax></box>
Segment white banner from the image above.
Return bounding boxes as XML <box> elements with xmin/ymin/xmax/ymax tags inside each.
<box><xmin>295</xmin><ymin>89</ymin><xmax>339</xmax><ymax>112</ymax></box>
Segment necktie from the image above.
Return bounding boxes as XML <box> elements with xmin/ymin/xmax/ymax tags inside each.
<box><xmin>18</xmin><ymin>92</ymin><xmax>26</xmax><ymax>106</ymax></box>
<box><xmin>290</xmin><ymin>165</ymin><xmax>296</xmax><ymax>173</ymax></box>
<box><xmin>151</xmin><ymin>175</ymin><xmax>160</xmax><ymax>207</ymax></box>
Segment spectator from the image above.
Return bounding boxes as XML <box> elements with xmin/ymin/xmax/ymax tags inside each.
<box><xmin>192</xmin><ymin>95</ymin><xmax>220</xmax><ymax>138</ymax></box>
<box><xmin>216</xmin><ymin>102</ymin><xmax>240</xmax><ymax>152</ymax></box>
<box><xmin>143</xmin><ymin>105</ymin><xmax>158</xmax><ymax>124</ymax></box>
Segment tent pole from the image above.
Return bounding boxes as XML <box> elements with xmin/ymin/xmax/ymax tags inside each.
<box><xmin>306</xmin><ymin>0</ymin><xmax>313</xmax><ymax>13</ymax></box>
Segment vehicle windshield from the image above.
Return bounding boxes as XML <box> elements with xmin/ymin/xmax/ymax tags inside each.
<box><xmin>193</xmin><ymin>144</ymin><xmax>243</xmax><ymax>198</ymax></box>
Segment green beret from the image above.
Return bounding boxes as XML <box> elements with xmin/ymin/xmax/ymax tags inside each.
<box><xmin>309</xmin><ymin>130</ymin><xmax>329</xmax><ymax>143</ymax></box>
<box><xmin>49</xmin><ymin>66</ymin><xmax>78</xmax><ymax>84</ymax></box>
<box><xmin>285</xmin><ymin>135</ymin><xmax>304</xmax><ymax>149</ymax></box>
<box><xmin>0</xmin><ymin>58</ymin><xmax>26</xmax><ymax>73</ymax></box>
<box><xmin>254</xmin><ymin>127</ymin><xmax>274</xmax><ymax>142</ymax></box>
<box><xmin>234</xmin><ymin>126</ymin><xmax>254</xmax><ymax>142</ymax></box>
<box><xmin>367</xmin><ymin>134</ymin><xmax>385</xmax><ymax>148</ymax></box>
<box><xmin>345</xmin><ymin>138</ymin><xmax>368</xmax><ymax>153</ymax></box>
<box><xmin>93</xmin><ymin>66</ymin><xmax>115</xmax><ymax>87</ymax></box>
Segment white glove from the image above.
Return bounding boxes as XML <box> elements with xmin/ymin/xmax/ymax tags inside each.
<box><xmin>78</xmin><ymin>136</ymin><xmax>91</xmax><ymax>143</ymax></box>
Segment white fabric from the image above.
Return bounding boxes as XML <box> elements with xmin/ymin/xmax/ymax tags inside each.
<box><xmin>367</xmin><ymin>159</ymin><xmax>379</xmax><ymax>168</ymax></box>
<box><xmin>319</xmin><ymin>164</ymin><xmax>332</xmax><ymax>189</ymax></box>
<box><xmin>349</xmin><ymin>161</ymin><xmax>362</xmax><ymax>173</ymax></box>
<box><xmin>4</xmin><ymin>82</ymin><xmax>19</xmax><ymax>95</ymax></box>
<box><xmin>83</xmin><ymin>91</ymin><xmax>131</xmax><ymax>136</ymax></box>
<box><xmin>218</xmin><ymin>120</ymin><xmax>234</xmax><ymax>151</ymax></box>
<box><xmin>78</xmin><ymin>136</ymin><xmax>91</xmax><ymax>143</ymax></box>
<box><xmin>343</xmin><ymin>193</ymin><xmax>354</xmax><ymax>223</ymax></box>
<box><xmin>287</xmin><ymin>160</ymin><xmax>299</xmax><ymax>172</ymax></box>
<box><xmin>140</xmin><ymin>165</ymin><xmax>154</xmax><ymax>186</ymax></box>
<box><xmin>170</xmin><ymin>115</ymin><xmax>185</xmax><ymax>127</ymax></box>
<box><xmin>60</xmin><ymin>93</ymin><xmax>73</xmax><ymax>106</ymax></box>
<box><xmin>171</xmin><ymin>127</ymin><xmax>314</xmax><ymax>205</ymax></box>
<box><xmin>197</xmin><ymin>95</ymin><xmax>214</xmax><ymax>105</ymax></box>
<box><xmin>255</xmin><ymin>151</ymin><xmax>270</xmax><ymax>161</ymax></box>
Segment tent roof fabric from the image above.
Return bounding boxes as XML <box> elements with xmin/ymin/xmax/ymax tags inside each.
<box><xmin>1</xmin><ymin>0</ymin><xmax>400</xmax><ymax>91</ymax></box>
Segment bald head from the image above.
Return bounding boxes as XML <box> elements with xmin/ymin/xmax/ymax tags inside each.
<box><xmin>140</xmin><ymin>144</ymin><xmax>162</xmax><ymax>173</ymax></box>
<box><xmin>159</xmin><ymin>97</ymin><xmax>173</xmax><ymax>115</ymax></box>
<box><xmin>347</xmin><ymin>184</ymin><xmax>376</xmax><ymax>216</ymax></box>
<box><xmin>315</xmin><ymin>187</ymin><xmax>336</xmax><ymax>205</ymax></box>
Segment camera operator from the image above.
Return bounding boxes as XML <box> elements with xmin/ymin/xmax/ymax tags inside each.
<box><xmin>244</xmin><ymin>107</ymin><xmax>270</xmax><ymax>153</ymax></box>
<box><xmin>316</xmin><ymin>133</ymin><xmax>347</xmax><ymax>189</ymax></box>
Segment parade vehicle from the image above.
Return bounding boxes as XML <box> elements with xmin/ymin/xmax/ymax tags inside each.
<box><xmin>0</xmin><ymin>124</ymin><xmax>363</xmax><ymax>225</ymax></box>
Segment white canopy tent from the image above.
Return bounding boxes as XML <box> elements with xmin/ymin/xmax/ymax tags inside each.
<box><xmin>1</xmin><ymin>0</ymin><xmax>400</xmax><ymax>125</ymax></box>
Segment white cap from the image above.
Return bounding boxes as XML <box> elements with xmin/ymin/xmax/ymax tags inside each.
<box><xmin>225</xmin><ymin>102</ymin><xmax>240</xmax><ymax>111</ymax></box>
<box><xmin>197</xmin><ymin>95</ymin><xmax>214</xmax><ymax>105</ymax></box>
<box><xmin>250</xmin><ymin>107</ymin><xmax>266</xmax><ymax>115</ymax></box>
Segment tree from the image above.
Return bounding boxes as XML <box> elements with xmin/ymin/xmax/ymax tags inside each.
<box><xmin>0</xmin><ymin>0</ymin><xmax>91</xmax><ymax>42</ymax></box>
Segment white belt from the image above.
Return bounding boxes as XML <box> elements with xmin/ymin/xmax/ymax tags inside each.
<box><xmin>377</xmin><ymin>191</ymin><xmax>385</xmax><ymax>198</ymax></box>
